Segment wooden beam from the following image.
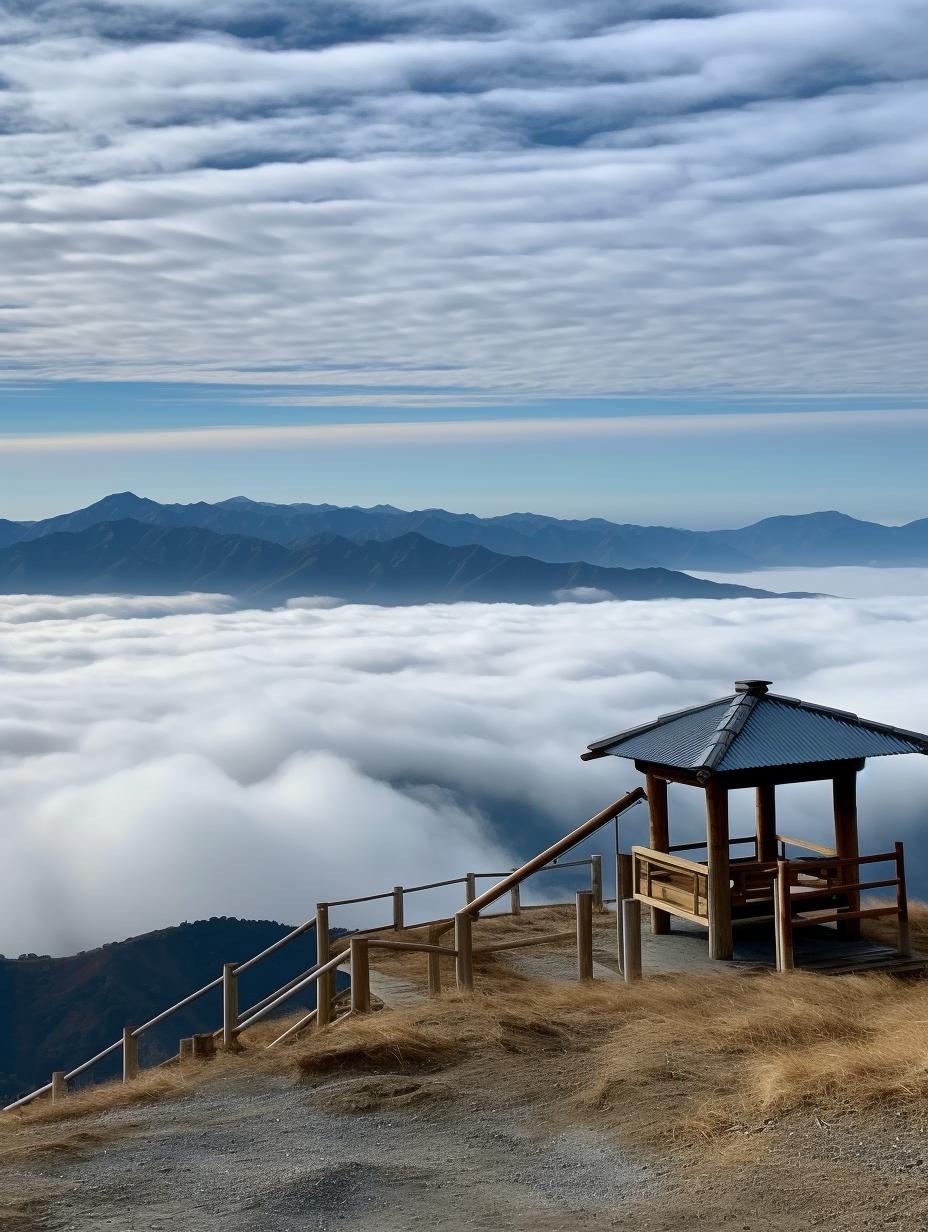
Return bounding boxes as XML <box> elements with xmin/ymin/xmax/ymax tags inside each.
<box><xmin>833</xmin><ymin>768</ymin><xmax>861</xmax><ymax>940</ymax></box>
<box><xmin>576</xmin><ymin>890</ymin><xmax>594</xmax><ymax>981</ymax></box>
<box><xmin>705</xmin><ymin>779</ymin><xmax>733</xmax><ymax>960</ymax></box>
<box><xmin>634</xmin><ymin>758</ymin><xmax>866</xmax><ymax>791</ymax></box>
<box><xmin>755</xmin><ymin>783</ymin><xmax>777</xmax><ymax>862</ymax></box>
<box><xmin>646</xmin><ymin>772</ymin><xmax>671</xmax><ymax>936</ymax></box>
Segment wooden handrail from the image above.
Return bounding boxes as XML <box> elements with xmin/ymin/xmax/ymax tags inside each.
<box><xmin>776</xmin><ymin>833</ymin><xmax>837</xmax><ymax>857</ymax></box>
<box><xmin>462</xmin><ymin>787</ymin><xmax>646</xmax><ymax>918</ymax></box>
<box><xmin>632</xmin><ymin>845</ymin><xmax>708</xmax><ymax>876</ymax></box>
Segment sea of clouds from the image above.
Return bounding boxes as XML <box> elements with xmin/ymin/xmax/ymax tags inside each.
<box><xmin>3</xmin><ymin>583</ymin><xmax>928</xmax><ymax>957</ymax></box>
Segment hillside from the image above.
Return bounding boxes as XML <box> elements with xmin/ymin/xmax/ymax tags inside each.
<box><xmin>5</xmin><ymin>908</ymin><xmax>928</xmax><ymax>1231</ymax></box>
<box><xmin>0</xmin><ymin>519</ymin><xmax>780</xmax><ymax>603</ymax></box>
<box><xmin>0</xmin><ymin>918</ymin><xmax>326</xmax><ymax>1104</ymax></box>
<box><xmin>2</xmin><ymin>493</ymin><xmax>926</xmax><ymax>569</ymax></box>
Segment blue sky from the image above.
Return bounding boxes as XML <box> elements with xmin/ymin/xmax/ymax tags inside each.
<box><xmin>1</xmin><ymin>1</ymin><xmax>926</xmax><ymax>524</ymax></box>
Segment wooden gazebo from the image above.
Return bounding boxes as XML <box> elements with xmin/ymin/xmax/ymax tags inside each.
<box><xmin>583</xmin><ymin>680</ymin><xmax>928</xmax><ymax>964</ymax></box>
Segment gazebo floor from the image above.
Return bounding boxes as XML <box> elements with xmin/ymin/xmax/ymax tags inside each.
<box><xmin>616</xmin><ymin>915</ymin><xmax>928</xmax><ymax>978</ymax></box>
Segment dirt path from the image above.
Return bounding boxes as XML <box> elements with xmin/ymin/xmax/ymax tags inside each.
<box><xmin>8</xmin><ymin>1066</ymin><xmax>658</xmax><ymax>1231</ymax></box>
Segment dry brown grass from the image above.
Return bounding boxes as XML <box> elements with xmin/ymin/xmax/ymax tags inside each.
<box><xmin>7</xmin><ymin>901</ymin><xmax>928</xmax><ymax>1156</ymax></box>
<box><xmin>861</xmin><ymin>896</ymin><xmax>928</xmax><ymax>948</ymax></box>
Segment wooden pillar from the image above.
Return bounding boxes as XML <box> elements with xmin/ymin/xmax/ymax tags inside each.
<box><xmin>646</xmin><ymin>773</ymin><xmax>671</xmax><ymax>935</ymax></box>
<box><xmin>315</xmin><ymin>904</ymin><xmax>332</xmax><ymax>1028</ymax></box>
<box><xmin>349</xmin><ymin>939</ymin><xmax>371</xmax><ymax>1014</ymax></box>
<box><xmin>222</xmin><ymin>963</ymin><xmax>238</xmax><ymax>1048</ymax></box>
<box><xmin>509</xmin><ymin>882</ymin><xmax>522</xmax><ymax>915</ymax></box>
<box><xmin>621</xmin><ymin>899</ymin><xmax>642</xmax><ymax>982</ymax></box>
<box><xmin>616</xmin><ymin>852</ymin><xmax>633</xmax><ymax>973</ymax></box>
<box><xmin>590</xmin><ymin>855</ymin><xmax>604</xmax><ymax>911</ymax></box>
<box><xmin>51</xmin><ymin>1071</ymin><xmax>67</xmax><ymax>1103</ymax></box>
<box><xmin>705</xmin><ymin>778</ymin><xmax>733</xmax><ymax>960</ymax></box>
<box><xmin>833</xmin><ymin>767</ymin><xmax>860</xmax><ymax>940</ymax></box>
<box><xmin>465</xmin><ymin>873</ymin><xmax>477</xmax><ymax>906</ymax></box>
<box><xmin>455</xmin><ymin>911</ymin><xmax>474</xmax><ymax>991</ymax></box>
<box><xmin>122</xmin><ymin>1027</ymin><xmax>139</xmax><ymax>1083</ymax></box>
<box><xmin>392</xmin><ymin>887</ymin><xmax>404</xmax><ymax>932</ymax></box>
<box><xmin>755</xmin><ymin>783</ymin><xmax>778</xmax><ymax>862</ymax></box>
<box><xmin>576</xmin><ymin>890</ymin><xmax>594</xmax><ymax>981</ymax></box>
<box><xmin>427</xmin><ymin>925</ymin><xmax>443</xmax><ymax>997</ymax></box>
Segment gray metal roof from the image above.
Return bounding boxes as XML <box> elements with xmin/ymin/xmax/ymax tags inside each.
<box><xmin>584</xmin><ymin>681</ymin><xmax>928</xmax><ymax>774</ymax></box>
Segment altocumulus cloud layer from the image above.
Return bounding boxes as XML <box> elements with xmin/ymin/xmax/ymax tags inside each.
<box><xmin>1</xmin><ymin>1</ymin><xmax>927</xmax><ymax>397</ymax></box>
<box><xmin>3</xmin><ymin>590</ymin><xmax>928</xmax><ymax>957</ymax></box>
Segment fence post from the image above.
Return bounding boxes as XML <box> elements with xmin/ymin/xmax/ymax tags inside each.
<box><xmin>222</xmin><ymin>963</ymin><xmax>239</xmax><ymax>1047</ymax></box>
<box><xmin>122</xmin><ymin>1027</ymin><xmax>139</xmax><ymax>1083</ymax></box>
<box><xmin>455</xmin><ymin>911</ymin><xmax>474</xmax><ymax>991</ymax></box>
<box><xmin>315</xmin><ymin>903</ymin><xmax>332</xmax><ymax>1028</ymax></box>
<box><xmin>465</xmin><ymin>873</ymin><xmax>477</xmax><ymax>906</ymax></box>
<box><xmin>192</xmin><ymin>1033</ymin><xmax>216</xmax><ymax>1059</ymax></box>
<box><xmin>51</xmin><ymin>1071</ymin><xmax>67</xmax><ymax>1103</ymax></box>
<box><xmin>427</xmin><ymin>925</ymin><xmax>443</xmax><ymax>997</ymax></box>
<box><xmin>621</xmin><ymin>899</ymin><xmax>642</xmax><ymax>982</ymax></box>
<box><xmin>179</xmin><ymin>1037</ymin><xmax>193</xmax><ymax>1062</ymax></box>
<box><xmin>590</xmin><ymin>856</ymin><xmax>604</xmax><ymax>911</ymax></box>
<box><xmin>510</xmin><ymin>882</ymin><xmax>522</xmax><ymax>916</ymax></box>
<box><xmin>392</xmin><ymin>886</ymin><xmax>405</xmax><ymax>932</ymax></box>
<box><xmin>775</xmin><ymin>860</ymin><xmax>794</xmax><ymax>972</ymax></box>
<box><xmin>350</xmin><ymin>939</ymin><xmax>371</xmax><ymax>1014</ymax></box>
<box><xmin>895</xmin><ymin>842</ymin><xmax>912</xmax><ymax>957</ymax></box>
<box><xmin>616</xmin><ymin>853</ymin><xmax>633</xmax><ymax>974</ymax></box>
<box><xmin>576</xmin><ymin>889</ymin><xmax>594</xmax><ymax>981</ymax></box>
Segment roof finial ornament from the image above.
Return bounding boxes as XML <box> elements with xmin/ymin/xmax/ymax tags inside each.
<box><xmin>735</xmin><ymin>679</ymin><xmax>772</xmax><ymax>696</ymax></box>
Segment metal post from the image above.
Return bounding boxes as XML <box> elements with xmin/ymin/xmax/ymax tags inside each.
<box><xmin>51</xmin><ymin>1071</ymin><xmax>67</xmax><ymax>1103</ymax></box>
<box><xmin>576</xmin><ymin>890</ymin><xmax>594</xmax><ymax>980</ymax></box>
<box><xmin>122</xmin><ymin>1027</ymin><xmax>139</xmax><ymax>1082</ymax></box>
<box><xmin>621</xmin><ymin>899</ymin><xmax>642</xmax><ymax>982</ymax></box>
<box><xmin>392</xmin><ymin>886</ymin><xmax>404</xmax><ymax>932</ymax></box>
<box><xmin>222</xmin><ymin>963</ymin><xmax>239</xmax><ymax>1047</ymax></box>
<box><xmin>350</xmin><ymin>938</ymin><xmax>371</xmax><ymax>1014</ymax></box>
<box><xmin>455</xmin><ymin>911</ymin><xmax>474</xmax><ymax>990</ymax></box>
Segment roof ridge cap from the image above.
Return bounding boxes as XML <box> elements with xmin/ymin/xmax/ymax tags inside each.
<box><xmin>695</xmin><ymin>692</ymin><xmax>759</xmax><ymax>770</ymax></box>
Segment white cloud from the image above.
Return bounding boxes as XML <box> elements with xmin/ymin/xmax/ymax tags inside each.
<box><xmin>2</xmin><ymin>583</ymin><xmax>928</xmax><ymax>957</ymax></box>
<box><xmin>0</xmin><ymin>2</ymin><xmax>926</xmax><ymax>397</ymax></box>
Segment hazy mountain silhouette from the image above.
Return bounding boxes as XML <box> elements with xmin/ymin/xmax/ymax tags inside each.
<box><xmin>0</xmin><ymin>918</ymin><xmax>335</xmax><ymax>1103</ymax></box>
<box><xmin>2</xmin><ymin>494</ymin><xmax>924</xmax><ymax>569</ymax></box>
<box><xmin>0</xmin><ymin>520</ymin><xmax>778</xmax><ymax>603</ymax></box>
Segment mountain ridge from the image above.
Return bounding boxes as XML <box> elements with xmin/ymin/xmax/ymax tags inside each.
<box><xmin>1</xmin><ymin>494</ymin><xmax>923</xmax><ymax>570</ymax></box>
<box><xmin>0</xmin><ymin>519</ymin><xmax>780</xmax><ymax>604</ymax></box>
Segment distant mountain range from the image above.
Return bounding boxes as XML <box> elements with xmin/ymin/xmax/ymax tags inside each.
<box><xmin>2</xmin><ymin>493</ymin><xmax>924</xmax><ymax>571</ymax></box>
<box><xmin>0</xmin><ymin>519</ymin><xmax>777</xmax><ymax>603</ymax></box>
<box><xmin>0</xmin><ymin>918</ymin><xmax>333</xmax><ymax>1104</ymax></box>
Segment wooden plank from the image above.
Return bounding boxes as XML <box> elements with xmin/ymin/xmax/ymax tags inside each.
<box><xmin>631</xmin><ymin>845</ymin><xmax>708</xmax><ymax>876</ymax></box>
<box><xmin>776</xmin><ymin>833</ymin><xmax>837</xmax><ymax>857</ymax></box>
<box><xmin>633</xmin><ymin>892</ymin><xmax>708</xmax><ymax>928</ymax></box>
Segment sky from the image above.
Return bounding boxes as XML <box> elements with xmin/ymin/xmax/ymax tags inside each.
<box><xmin>4</xmin><ymin>580</ymin><xmax>928</xmax><ymax>958</ymax></box>
<box><xmin>1</xmin><ymin>1</ymin><xmax>927</xmax><ymax>523</ymax></box>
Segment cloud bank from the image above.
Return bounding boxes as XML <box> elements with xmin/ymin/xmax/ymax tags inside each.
<box><xmin>3</xmin><ymin>584</ymin><xmax>928</xmax><ymax>957</ymax></box>
<box><xmin>0</xmin><ymin>1</ymin><xmax>926</xmax><ymax>398</ymax></box>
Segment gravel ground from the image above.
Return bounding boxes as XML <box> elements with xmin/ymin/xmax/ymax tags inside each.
<box><xmin>12</xmin><ymin>1070</ymin><xmax>658</xmax><ymax>1232</ymax></box>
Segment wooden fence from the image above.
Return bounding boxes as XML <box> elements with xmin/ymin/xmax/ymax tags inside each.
<box><xmin>4</xmin><ymin>787</ymin><xmax>646</xmax><ymax>1113</ymax></box>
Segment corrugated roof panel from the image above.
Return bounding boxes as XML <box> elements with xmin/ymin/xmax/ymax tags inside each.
<box><xmin>599</xmin><ymin>699</ymin><xmax>734</xmax><ymax>769</ymax></box>
<box><xmin>716</xmin><ymin>698</ymin><xmax>926</xmax><ymax>771</ymax></box>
